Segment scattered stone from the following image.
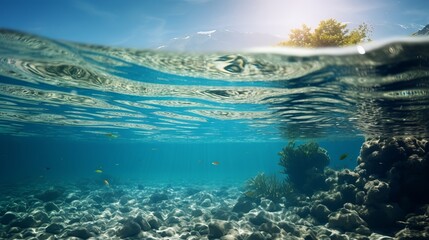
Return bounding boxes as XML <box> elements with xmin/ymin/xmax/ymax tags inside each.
<box><xmin>194</xmin><ymin>223</ymin><xmax>209</xmax><ymax>235</ymax></box>
<box><xmin>278</xmin><ymin>221</ymin><xmax>300</xmax><ymax>237</ymax></box>
<box><xmin>35</xmin><ymin>188</ymin><xmax>63</xmax><ymax>202</ymax></box>
<box><xmin>208</xmin><ymin>221</ymin><xmax>226</xmax><ymax>239</ymax></box>
<box><xmin>310</xmin><ymin>204</ymin><xmax>331</xmax><ymax>223</ymax></box>
<box><xmin>191</xmin><ymin>209</ymin><xmax>204</xmax><ymax>217</ymax></box>
<box><xmin>359</xmin><ymin>203</ymin><xmax>404</xmax><ymax>229</ymax></box>
<box><xmin>260</xmin><ymin>198</ymin><xmax>277</xmax><ymax>212</ymax></box>
<box><xmin>160</xmin><ymin>228</ymin><xmax>175</xmax><ymax>237</ymax></box>
<box><xmin>33</xmin><ymin>211</ymin><xmax>50</xmax><ymax>223</ymax></box>
<box><xmin>328</xmin><ymin>208</ymin><xmax>368</xmax><ymax>232</ymax></box>
<box><xmin>149</xmin><ymin>193</ymin><xmax>168</xmax><ymax>203</ymax></box>
<box><xmin>44</xmin><ymin>202</ymin><xmax>60</xmax><ymax>212</ymax></box>
<box><xmin>201</xmin><ymin>198</ymin><xmax>212</xmax><ymax>207</ymax></box>
<box><xmin>295</xmin><ymin>206</ymin><xmax>310</xmax><ymax>218</ymax></box>
<box><xmin>68</xmin><ymin>228</ymin><xmax>94</xmax><ymax>239</ymax></box>
<box><xmin>249</xmin><ymin>211</ymin><xmax>271</xmax><ymax>226</ymax></box>
<box><xmin>0</xmin><ymin>212</ymin><xmax>17</xmax><ymax>225</ymax></box>
<box><xmin>134</xmin><ymin>215</ymin><xmax>151</xmax><ymax>231</ymax></box>
<box><xmin>147</xmin><ymin>216</ymin><xmax>161</xmax><ymax>230</ymax></box>
<box><xmin>45</xmin><ymin>223</ymin><xmax>64</xmax><ymax>234</ymax></box>
<box><xmin>338</xmin><ymin>169</ymin><xmax>359</xmax><ymax>184</ymax></box>
<box><xmin>395</xmin><ymin>228</ymin><xmax>429</xmax><ymax>240</ymax></box>
<box><xmin>10</xmin><ymin>216</ymin><xmax>37</xmax><ymax>228</ymax></box>
<box><xmin>247</xmin><ymin>231</ymin><xmax>266</xmax><ymax>240</ymax></box>
<box><xmin>364</xmin><ymin>180</ymin><xmax>390</xmax><ymax>205</ymax></box>
<box><xmin>259</xmin><ymin>221</ymin><xmax>280</xmax><ymax>234</ymax></box>
<box><xmin>117</xmin><ymin>220</ymin><xmax>141</xmax><ymax>238</ymax></box>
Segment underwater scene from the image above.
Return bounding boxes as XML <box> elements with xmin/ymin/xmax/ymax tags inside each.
<box><xmin>1</xmin><ymin>1</ymin><xmax>429</xmax><ymax>240</ymax></box>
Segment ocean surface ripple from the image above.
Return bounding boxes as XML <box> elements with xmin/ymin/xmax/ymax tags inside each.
<box><xmin>0</xmin><ymin>29</ymin><xmax>428</xmax><ymax>142</ymax></box>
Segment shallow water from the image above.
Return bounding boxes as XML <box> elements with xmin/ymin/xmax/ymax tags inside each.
<box><xmin>1</xmin><ymin>29</ymin><xmax>429</xmax><ymax>240</ymax></box>
<box><xmin>1</xmin><ymin>29</ymin><xmax>428</xmax><ymax>142</ymax></box>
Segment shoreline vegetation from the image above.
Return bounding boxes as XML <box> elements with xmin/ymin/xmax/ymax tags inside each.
<box><xmin>278</xmin><ymin>18</ymin><xmax>371</xmax><ymax>47</ymax></box>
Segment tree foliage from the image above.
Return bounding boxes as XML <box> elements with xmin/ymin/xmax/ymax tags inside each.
<box><xmin>279</xmin><ymin>18</ymin><xmax>371</xmax><ymax>47</ymax></box>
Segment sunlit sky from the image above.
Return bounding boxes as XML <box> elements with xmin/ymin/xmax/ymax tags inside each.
<box><xmin>0</xmin><ymin>0</ymin><xmax>428</xmax><ymax>48</ymax></box>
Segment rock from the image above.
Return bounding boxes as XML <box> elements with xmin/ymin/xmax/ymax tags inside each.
<box><xmin>221</xmin><ymin>234</ymin><xmax>237</xmax><ymax>240</ymax></box>
<box><xmin>303</xmin><ymin>231</ymin><xmax>318</xmax><ymax>240</ymax></box>
<box><xmin>329</xmin><ymin>232</ymin><xmax>350</xmax><ymax>240</ymax></box>
<box><xmin>318</xmin><ymin>191</ymin><xmax>343</xmax><ymax>211</ymax></box>
<box><xmin>149</xmin><ymin>193</ymin><xmax>168</xmax><ymax>203</ymax></box>
<box><xmin>147</xmin><ymin>216</ymin><xmax>161</xmax><ymax>230</ymax></box>
<box><xmin>33</xmin><ymin>211</ymin><xmax>50</xmax><ymax>223</ymax></box>
<box><xmin>212</xmin><ymin>208</ymin><xmax>235</xmax><ymax>220</ymax></box>
<box><xmin>359</xmin><ymin>204</ymin><xmax>404</xmax><ymax>229</ymax></box>
<box><xmin>232</xmin><ymin>197</ymin><xmax>257</xmax><ymax>213</ymax></box>
<box><xmin>0</xmin><ymin>212</ymin><xmax>17</xmax><ymax>225</ymax></box>
<box><xmin>191</xmin><ymin>209</ymin><xmax>204</xmax><ymax>217</ymax></box>
<box><xmin>364</xmin><ymin>180</ymin><xmax>390</xmax><ymax>205</ymax></box>
<box><xmin>295</xmin><ymin>206</ymin><xmax>310</xmax><ymax>218</ymax></box>
<box><xmin>278</xmin><ymin>221</ymin><xmax>300</xmax><ymax>237</ymax></box>
<box><xmin>338</xmin><ymin>184</ymin><xmax>357</xmax><ymax>203</ymax></box>
<box><xmin>328</xmin><ymin>208</ymin><xmax>368</xmax><ymax>232</ymax></box>
<box><xmin>117</xmin><ymin>220</ymin><xmax>141</xmax><ymax>238</ymax></box>
<box><xmin>249</xmin><ymin>211</ymin><xmax>271</xmax><ymax>226</ymax></box>
<box><xmin>44</xmin><ymin>202</ymin><xmax>60</xmax><ymax>212</ymax></box>
<box><xmin>247</xmin><ymin>232</ymin><xmax>266</xmax><ymax>240</ymax></box>
<box><xmin>311</xmin><ymin>204</ymin><xmax>331</xmax><ymax>223</ymax></box>
<box><xmin>10</xmin><ymin>216</ymin><xmax>37</xmax><ymax>228</ymax></box>
<box><xmin>45</xmin><ymin>223</ymin><xmax>64</xmax><ymax>234</ymax></box>
<box><xmin>68</xmin><ymin>228</ymin><xmax>94</xmax><ymax>239</ymax></box>
<box><xmin>201</xmin><ymin>198</ymin><xmax>212</xmax><ymax>207</ymax></box>
<box><xmin>260</xmin><ymin>199</ymin><xmax>277</xmax><ymax>212</ymax></box>
<box><xmin>160</xmin><ymin>228</ymin><xmax>175</xmax><ymax>237</ymax></box>
<box><xmin>167</xmin><ymin>216</ymin><xmax>180</xmax><ymax>224</ymax></box>
<box><xmin>35</xmin><ymin>188</ymin><xmax>63</xmax><ymax>202</ymax></box>
<box><xmin>395</xmin><ymin>228</ymin><xmax>429</xmax><ymax>240</ymax></box>
<box><xmin>259</xmin><ymin>222</ymin><xmax>280</xmax><ymax>234</ymax></box>
<box><xmin>208</xmin><ymin>221</ymin><xmax>226</xmax><ymax>239</ymax></box>
<box><xmin>355</xmin><ymin>191</ymin><xmax>365</xmax><ymax>205</ymax></box>
<box><xmin>134</xmin><ymin>215</ymin><xmax>151</xmax><ymax>231</ymax></box>
<box><xmin>338</xmin><ymin>169</ymin><xmax>359</xmax><ymax>184</ymax></box>
<box><xmin>194</xmin><ymin>223</ymin><xmax>209</xmax><ymax>235</ymax></box>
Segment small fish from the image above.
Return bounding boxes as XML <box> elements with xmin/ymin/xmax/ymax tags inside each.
<box><xmin>245</xmin><ymin>191</ymin><xmax>255</xmax><ymax>198</ymax></box>
<box><xmin>211</xmin><ymin>161</ymin><xmax>220</xmax><ymax>166</ymax></box>
<box><xmin>45</xmin><ymin>167</ymin><xmax>51</xmax><ymax>171</ymax></box>
<box><xmin>339</xmin><ymin>153</ymin><xmax>349</xmax><ymax>160</ymax></box>
<box><xmin>103</xmin><ymin>179</ymin><xmax>110</xmax><ymax>186</ymax></box>
<box><xmin>95</xmin><ymin>169</ymin><xmax>103</xmax><ymax>173</ymax></box>
<box><xmin>105</xmin><ymin>133</ymin><xmax>118</xmax><ymax>139</ymax></box>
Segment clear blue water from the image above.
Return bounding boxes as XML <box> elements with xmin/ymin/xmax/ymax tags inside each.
<box><xmin>0</xmin><ymin>29</ymin><xmax>428</xmax><ymax>186</ymax></box>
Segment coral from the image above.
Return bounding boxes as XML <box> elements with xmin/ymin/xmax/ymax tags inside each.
<box><xmin>278</xmin><ymin>141</ymin><xmax>330</xmax><ymax>195</ymax></box>
<box><xmin>356</xmin><ymin>137</ymin><xmax>429</xmax><ymax>210</ymax></box>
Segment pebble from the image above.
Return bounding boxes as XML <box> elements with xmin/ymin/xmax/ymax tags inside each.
<box><xmin>45</xmin><ymin>223</ymin><xmax>64</xmax><ymax>234</ymax></box>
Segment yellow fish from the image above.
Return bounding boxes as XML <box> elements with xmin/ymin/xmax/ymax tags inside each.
<box><xmin>211</xmin><ymin>161</ymin><xmax>220</xmax><ymax>166</ymax></box>
<box><xmin>105</xmin><ymin>133</ymin><xmax>118</xmax><ymax>139</ymax></box>
<box><xmin>95</xmin><ymin>169</ymin><xmax>103</xmax><ymax>173</ymax></box>
<box><xmin>339</xmin><ymin>153</ymin><xmax>349</xmax><ymax>160</ymax></box>
<box><xmin>103</xmin><ymin>179</ymin><xmax>110</xmax><ymax>186</ymax></box>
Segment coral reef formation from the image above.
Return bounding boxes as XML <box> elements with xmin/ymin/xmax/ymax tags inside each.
<box><xmin>245</xmin><ymin>137</ymin><xmax>429</xmax><ymax>239</ymax></box>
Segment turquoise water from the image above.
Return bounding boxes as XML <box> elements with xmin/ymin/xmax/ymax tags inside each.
<box><xmin>0</xmin><ymin>29</ymin><xmax>428</xmax><ymax>184</ymax></box>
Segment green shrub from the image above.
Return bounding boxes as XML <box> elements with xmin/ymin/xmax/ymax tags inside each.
<box><xmin>245</xmin><ymin>173</ymin><xmax>291</xmax><ymax>202</ymax></box>
<box><xmin>279</xmin><ymin>141</ymin><xmax>330</xmax><ymax>194</ymax></box>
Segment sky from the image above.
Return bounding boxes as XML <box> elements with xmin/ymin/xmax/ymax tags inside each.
<box><xmin>0</xmin><ymin>0</ymin><xmax>428</xmax><ymax>48</ymax></box>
